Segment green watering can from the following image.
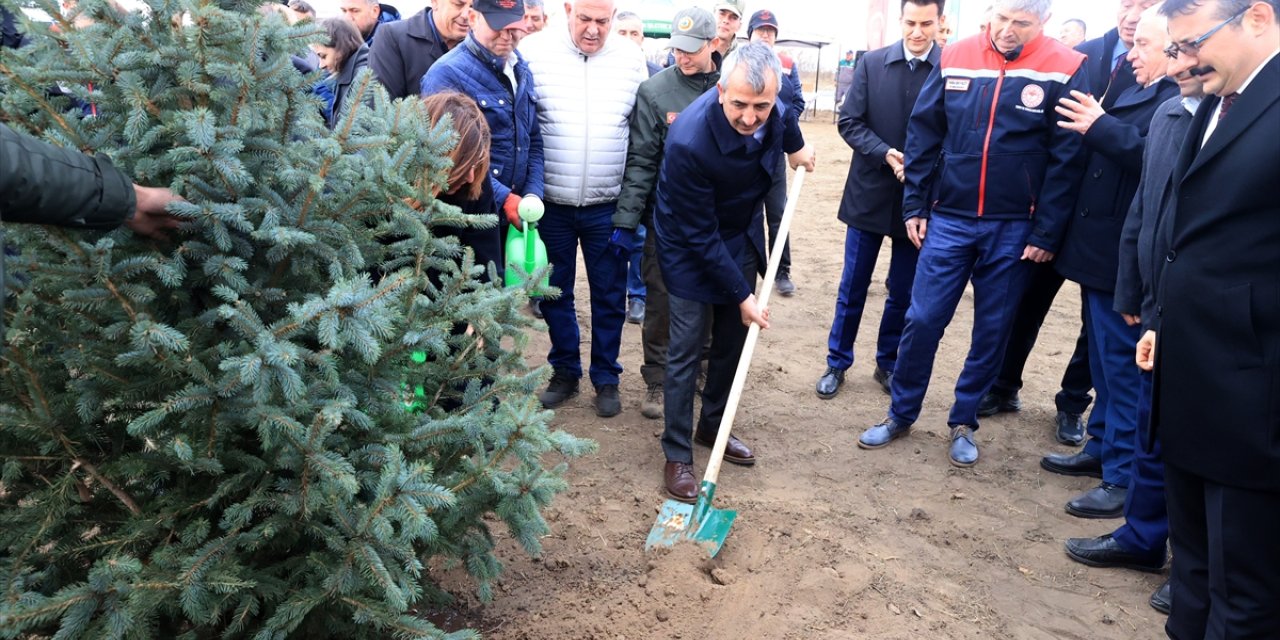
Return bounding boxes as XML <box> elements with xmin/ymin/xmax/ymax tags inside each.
<box><xmin>504</xmin><ymin>196</ymin><xmax>549</xmax><ymax>291</ymax></box>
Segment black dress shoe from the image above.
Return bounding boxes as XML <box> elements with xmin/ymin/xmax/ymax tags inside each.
<box><xmin>1055</xmin><ymin>410</ymin><xmax>1085</xmax><ymax>446</ymax></box>
<box><xmin>872</xmin><ymin>366</ymin><xmax>892</xmax><ymax>395</ymax></box>
<box><xmin>1066</xmin><ymin>482</ymin><xmax>1127</xmax><ymax>518</ymax></box>
<box><xmin>815</xmin><ymin>366</ymin><xmax>845</xmax><ymax>399</ymax></box>
<box><xmin>1150</xmin><ymin>579</ymin><xmax>1171</xmax><ymax>615</ymax></box>
<box><xmin>976</xmin><ymin>390</ymin><xmax>1021</xmax><ymax>417</ymax></box>
<box><xmin>1040</xmin><ymin>450</ymin><xmax>1103</xmax><ymax>478</ymax></box>
<box><xmin>1064</xmin><ymin>534</ymin><xmax>1166</xmax><ymax>572</ymax></box>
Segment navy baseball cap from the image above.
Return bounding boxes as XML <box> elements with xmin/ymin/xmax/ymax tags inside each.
<box><xmin>747</xmin><ymin>9</ymin><xmax>779</xmax><ymax>38</ymax></box>
<box><xmin>473</xmin><ymin>0</ymin><xmax>525</xmax><ymax>30</ymax></box>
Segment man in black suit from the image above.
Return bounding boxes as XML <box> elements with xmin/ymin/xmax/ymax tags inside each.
<box><xmin>815</xmin><ymin>0</ymin><xmax>943</xmax><ymax>400</ymax></box>
<box><xmin>981</xmin><ymin>0</ymin><xmax>1157</xmax><ymax>447</ymax></box>
<box><xmin>369</xmin><ymin>0</ymin><xmax>471</xmax><ymax>100</ymax></box>
<box><xmin>1148</xmin><ymin>1</ymin><xmax>1280</xmax><ymax>636</ymax></box>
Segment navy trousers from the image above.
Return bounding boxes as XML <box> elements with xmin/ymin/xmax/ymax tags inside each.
<box><xmin>1080</xmin><ymin>287</ymin><xmax>1140</xmax><ymax>488</ymax></box>
<box><xmin>1111</xmin><ymin>370</ymin><xmax>1168</xmax><ymax>556</ymax></box>
<box><xmin>825</xmin><ymin>226</ymin><xmax>918</xmax><ymax>373</ymax></box>
<box><xmin>888</xmin><ymin>214</ymin><xmax>1033</xmax><ymax>428</ymax></box>
<box><xmin>539</xmin><ymin>201</ymin><xmax>627</xmax><ymax>387</ymax></box>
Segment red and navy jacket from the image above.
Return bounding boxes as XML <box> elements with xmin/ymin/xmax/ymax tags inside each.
<box><xmin>902</xmin><ymin>32</ymin><xmax>1089</xmax><ymax>252</ymax></box>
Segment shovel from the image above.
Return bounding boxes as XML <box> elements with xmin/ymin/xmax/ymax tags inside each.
<box><xmin>645</xmin><ymin>166</ymin><xmax>807</xmax><ymax>557</ymax></box>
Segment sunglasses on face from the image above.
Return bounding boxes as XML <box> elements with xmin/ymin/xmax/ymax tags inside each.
<box><xmin>1164</xmin><ymin>7</ymin><xmax>1248</xmax><ymax>59</ymax></box>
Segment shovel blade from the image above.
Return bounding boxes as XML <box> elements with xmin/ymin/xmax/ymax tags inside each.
<box><xmin>644</xmin><ymin>482</ymin><xmax>737</xmax><ymax>557</ymax></box>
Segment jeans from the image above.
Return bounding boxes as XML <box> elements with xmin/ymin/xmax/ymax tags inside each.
<box><xmin>888</xmin><ymin>214</ymin><xmax>1034</xmax><ymax>428</ymax></box>
<box><xmin>539</xmin><ymin>201</ymin><xmax>627</xmax><ymax>387</ymax></box>
<box><xmin>763</xmin><ymin>155</ymin><xmax>791</xmax><ymax>275</ymax></box>
<box><xmin>628</xmin><ymin>224</ymin><xmax>646</xmax><ymax>301</ymax></box>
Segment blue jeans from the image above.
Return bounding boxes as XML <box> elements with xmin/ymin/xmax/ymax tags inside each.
<box><xmin>888</xmin><ymin>214</ymin><xmax>1033</xmax><ymax>428</ymax></box>
<box><xmin>628</xmin><ymin>224</ymin><xmax>646</xmax><ymax>300</ymax></box>
<box><xmin>539</xmin><ymin>201</ymin><xmax>627</xmax><ymax>387</ymax></box>
<box><xmin>1112</xmin><ymin>370</ymin><xmax>1168</xmax><ymax>555</ymax></box>
<box><xmin>1080</xmin><ymin>287</ymin><xmax>1141</xmax><ymax>488</ymax></box>
<box><xmin>826</xmin><ymin>227</ymin><xmax>918</xmax><ymax>372</ymax></box>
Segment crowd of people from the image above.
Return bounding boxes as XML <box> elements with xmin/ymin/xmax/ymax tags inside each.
<box><xmin>2</xmin><ymin>0</ymin><xmax>1277</xmax><ymax>637</ymax></box>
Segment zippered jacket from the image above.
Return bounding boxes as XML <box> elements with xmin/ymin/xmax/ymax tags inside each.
<box><xmin>902</xmin><ymin>32</ymin><xmax>1088</xmax><ymax>252</ymax></box>
<box><xmin>520</xmin><ymin>28</ymin><xmax>647</xmax><ymax>208</ymax></box>
<box><xmin>614</xmin><ymin>63</ymin><xmax>719</xmax><ymax>230</ymax></box>
<box><xmin>421</xmin><ymin>35</ymin><xmax>544</xmax><ymax>206</ymax></box>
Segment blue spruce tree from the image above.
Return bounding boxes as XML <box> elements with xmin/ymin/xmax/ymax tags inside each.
<box><xmin>0</xmin><ymin>1</ymin><xmax>588</xmax><ymax>637</ymax></box>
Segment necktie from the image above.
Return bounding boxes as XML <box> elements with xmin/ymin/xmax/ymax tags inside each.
<box><xmin>908</xmin><ymin>58</ymin><xmax>919</xmax><ymax>72</ymax></box>
<box><xmin>1217</xmin><ymin>93</ymin><xmax>1239</xmax><ymax>122</ymax></box>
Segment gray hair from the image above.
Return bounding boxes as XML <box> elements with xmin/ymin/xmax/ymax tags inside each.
<box><xmin>990</xmin><ymin>0</ymin><xmax>1052</xmax><ymax>20</ymax></box>
<box><xmin>615</xmin><ymin>10</ymin><xmax>640</xmax><ymax>22</ymax></box>
<box><xmin>524</xmin><ymin>0</ymin><xmax>544</xmax><ymax>9</ymax></box>
<box><xmin>717</xmin><ymin>42</ymin><xmax>783</xmax><ymax>92</ymax></box>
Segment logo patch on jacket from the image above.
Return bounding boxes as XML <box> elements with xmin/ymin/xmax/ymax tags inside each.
<box><xmin>667</xmin><ymin>111</ymin><xmax>679</xmax><ymax>124</ymax></box>
<box><xmin>1021</xmin><ymin>84</ymin><xmax>1045</xmax><ymax>109</ymax></box>
<box><xmin>945</xmin><ymin>77</ymin><xmax>971</xmax><ymax>92</ymax></box>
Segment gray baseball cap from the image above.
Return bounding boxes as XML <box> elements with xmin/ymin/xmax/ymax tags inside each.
<box><xmin>669</xmin><ymin>7</ymin><xmax>715</xmax><ymax>53</ymax></box>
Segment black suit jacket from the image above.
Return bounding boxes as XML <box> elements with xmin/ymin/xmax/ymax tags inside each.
<box><xmin>1056</xmin><ymin>77</ymin><xmax>1179</xmax><ymax>292</ymax></box>
<box><xmin>1151</xmin><ymin>55</ymin><xmax>1280</xmax><ymax>491</ymax></box>
<box><xmin>1076</xmin><ymin>28</ymin><xmax>1135</xmax><ymax>109</ymax></box>
<box><xmin>369</xmin><ymin>8</ymin><xmax>449</xmax><ymax>101</ymax></box>
<box><xmin>1114</xmin><ymin>96</ymin><xmax>1195</xmax><ymax>325</ymax></box>
<box><xmin>835</xmin><ymin>41</ymin><xmax>939</xmax><ymax>239</ymax></box>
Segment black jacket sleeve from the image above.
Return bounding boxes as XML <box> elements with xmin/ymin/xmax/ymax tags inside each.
<box><xmin>0</xmin><ymin>123</ymin><xmax>136</xmax><ymax>228</ymax></box>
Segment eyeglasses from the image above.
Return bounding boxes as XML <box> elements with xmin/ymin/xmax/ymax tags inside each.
<box><xmin>1164</xmin><ymin>7</ymin><xmax>1248</xmax><ymax>59</ymax></box>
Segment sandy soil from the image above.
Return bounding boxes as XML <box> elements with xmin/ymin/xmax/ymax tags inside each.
<box><xmin>434</xmin><ymin>120</ymin><xmax>1168</xmax><ymax>640</ymax></box>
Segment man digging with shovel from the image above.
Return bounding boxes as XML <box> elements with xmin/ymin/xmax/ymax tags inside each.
<box><xmin>653</xmin><ymin>42</ymin><xmax>815</xmax><ymax>503</ymax></box>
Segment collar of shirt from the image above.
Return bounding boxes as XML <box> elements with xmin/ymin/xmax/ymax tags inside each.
<box><xmin>1235</xmin><ymin>49</ymin><xmax>1280</xmax><ymax>98</ymax></box>
<box><xmin>1181</xmin><ymin>96</ymin><xmax>1202</xmax><ymax>115</ymax></box>
<box><xmin>901</xmin><ymin>41</ymin><xmax>933</xmax><ymax>66</ymax></box>
<box><xmin>1111</xmin><ymin>37</ymin><xmax>1130</xmax><ymax>67</ymax></box>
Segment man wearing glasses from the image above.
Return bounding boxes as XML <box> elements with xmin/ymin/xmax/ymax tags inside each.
<box><xmin>1147</xmin><ymin>1</ymin><xmax>1280</xmax><ymax>637</ymax></box>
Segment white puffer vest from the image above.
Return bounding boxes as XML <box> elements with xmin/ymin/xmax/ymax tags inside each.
<box><xmin>520</xmin><ymin>28</ymin><xmax>647</xmax><ymax>207</ymax></box>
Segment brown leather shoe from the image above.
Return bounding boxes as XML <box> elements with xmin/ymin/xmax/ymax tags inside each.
<box><xmin>664</xmin><ymin>462</ymin><xmax>698</xmax><ymax>503</ymax></box>
<box><xmin>693</xmin><ymin>432</ymin><xmax>756</xmax><ymax>466</ymax></box>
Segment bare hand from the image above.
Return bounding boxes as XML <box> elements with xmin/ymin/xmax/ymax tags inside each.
<box><xmin>127</xmin><ymin>185</ymin><xmax>183</xmax><ymax>240</ymax></box>
<box><xmin>1055</xmin><ymin>90</ymin><xmax>1105</xmax><ymax>135</ymax></box>
<box><xmin>894</xmin><ymin>165</ymin><xmax>906</xmax><ymax>183</ymax></box>
<box><xmin>1136</xmin><ymin>330</ymin><xmax>1156</xmax><ymax>371</ymax></box>
<box><xmin>906</xmin><ymin>217</ymin><xmax>927</xmax><ymax>250</ymax></box>
<box><xmin>1021</xmin><ymin>245</ymin><xmax>1055</xmax><ymax>263</ymax></box>
<box><xmin>739</xmin><ymin>293</ymin><xmax>770</xmax><ymax>329</ymax></box>
<box><xmin>788</xmin><ymin>144</ymin><xmax>816</xmax><ymax>172</ymax></box>
<box><xmin>1121</xmin><ymin>313</ymin><xmax>1141</xmax><ymax>327</ymax></box>
<box><xmin>885</xmin><ymin>148</ymin><xmax>904</xmax><ymax>171</ymax></box>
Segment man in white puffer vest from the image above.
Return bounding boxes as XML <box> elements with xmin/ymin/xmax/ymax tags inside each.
<box><xmin>520</xmin><ymin>0</ymin><xmax>647</xmax><ymax>418</ymax></box>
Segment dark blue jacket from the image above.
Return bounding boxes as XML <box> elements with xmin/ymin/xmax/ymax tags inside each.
<box><xmin>836</xmin><ymin>40</ymin><xmax>939</xmax><ymax>239</ymax></box>
<box><xmin>326</xmin><ymin>43</ymin><xmax>371</xmax><ymax>130</ymax></box>
<box><xmin>370</xmin><ymin>8</ymin><xmax>450</xmax><ymax>100</ymax></box>
<box><xmin>1113</xmin><ymin>95</ymin><xmax>1195</xmax><ymax>327</ymax></box>
<box><xmin>902</xmin><ymin>33</ymin><xmax>1089</xmax><ymax>252</ymax></box>
<box><xmin>420</xmin><ymin>35</ymin><xmax>544</xmax><ymax>205</ymax></box>
<box><xmin>653</xmin><ymin>88</ymin><xmax>804</xmax><ymax>305</ymax></box>
<box><xmin>365</xmin><ymin>3</ymin><xmax>402</xmax><ymax>47</ymax></box>
<box><xmin>1075</xmin><ymin>28</ymin><xmax>1136</xmax><ymax>109</ymax></box>
<box><xmin>1055</xmin><ymin>77</ymin><xmax>1179</xmax><ymax>292</ymax></box>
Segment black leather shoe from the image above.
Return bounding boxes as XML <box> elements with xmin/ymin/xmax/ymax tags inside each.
<box><xmin>815</xmin><ymin>366</ymin><xmax>845</xmax><ymax>399</ymax></box>
<box><xmin>1055</xmin><ymin>410</ymin><xmax>1085</xmax><ymax>446</ymax></box>
<box><xmin>594</xmin><ymin>384</ymin><xmax>621</xmax><ymax>418</ymax></box>
<box><xmin>529</xmin><ymin>297</ymin><xmax>544</xmax><ymax>319</ymax></box>
<box><xmin>976</xmin><ymin>390</ymin><xmax>1021</xmax><ymax>417</ymax></box>
<box><xmin>538</xmin><ymin>370</ymin><xmax>579</xmax><ymax>408</ymax></box>
<box><xmin>1064</xmin><ymin>534</ymin><xmax>1166</xmax><ymax>572</ymax></box>
<box><xmin>693</xmin><ymin>432</ymin><xmax>756</xmax><ymax>466</ymax></box>
<box><xmin>858</xmin><ymin>418</ymin><xmax>911</xmax><ymax>449</ymax></box>
<box><xmin>872</xmin><ymin>366</ymin><xmax>892</xmax><ymax>395</ymax></box>
<box><xmin>1066</xmin><ymin>482</ymin><xmax>1127</xmax><ymax>519</ymax></box>
<box><xmin>1040</xmin><ymin>450</ymin><xmax>1103</xmax><ymax>478</ymax></box>
<box><xmin>626</xmin><ymin>298</ymin><xmax>645</xmax><ymax>325</ymax></box>
<box><xmin>1150</xmin><ymin>579</ymin><xmax>1171</xmax><ymax>615</ymax></box>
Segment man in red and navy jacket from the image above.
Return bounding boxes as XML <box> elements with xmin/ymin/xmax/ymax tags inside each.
<box><xmin>857</xmin><ymin>0</ymin><xmax>1088</xmax><ymax>468</ymax></box>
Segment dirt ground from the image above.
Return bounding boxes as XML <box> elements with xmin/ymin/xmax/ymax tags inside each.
<box><xmin>437</xmin><ymin>120</ymin><xmax>1168</xmax><ymax>639</ymax></box>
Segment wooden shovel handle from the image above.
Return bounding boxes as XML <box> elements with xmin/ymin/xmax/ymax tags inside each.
<box><xmin>702</xmin><ymin>167</ymin><xmax>807</xmax><ymax>486</ymax></box>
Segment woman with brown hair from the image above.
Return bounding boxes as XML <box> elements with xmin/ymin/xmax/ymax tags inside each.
<box><xmin>313</xmin><ymin>17</ymin><xmax>369</xmax><ymax>129</ymax></box>
<box><xmin>420</xmin><ymin>91</ymin><xmax>502</xmax><ymax>283</ymax></box>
